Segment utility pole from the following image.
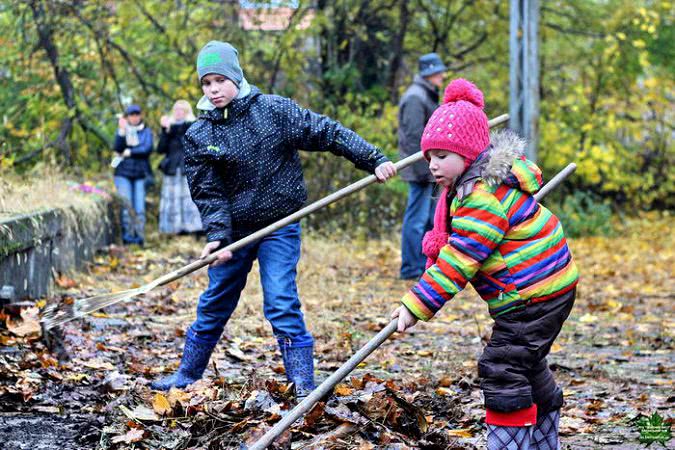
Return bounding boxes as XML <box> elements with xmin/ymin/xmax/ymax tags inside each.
<box><xmin>509</xmin><ymin>0</ymin><xmax>540</xmax><ymax>162</ymax></box>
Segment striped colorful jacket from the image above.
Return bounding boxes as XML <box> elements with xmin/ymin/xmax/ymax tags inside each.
<box><xmin>402</xmin><ymin>130</ymin><xmax>579</xmax><ymax>320</ymax></box>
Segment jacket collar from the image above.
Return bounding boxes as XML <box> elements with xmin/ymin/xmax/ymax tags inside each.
<box><xmin>200</xmin><ymin>85</ymin><xmax>261</xmax><ymax>123</ymax></box>
<box><xmin>413</xmin><ymin>74</ymin><xmax>439</xmax><ymax>100</ymax></box>
<box><xmin>454</xmin><ymin>130</ymin><xmax>527</xmax><ymax>200</ymax></box>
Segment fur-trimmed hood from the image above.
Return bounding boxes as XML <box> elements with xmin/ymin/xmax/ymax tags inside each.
<box><xmin>455</xmin><ymin>129</ymin><xmax>542</xmax><ymax>199</ymax></box>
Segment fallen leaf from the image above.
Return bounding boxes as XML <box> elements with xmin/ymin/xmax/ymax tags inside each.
<box><xmin>438</xmin><ymin>376</ymin><xmax>453</xmax><ymax>387</ymax></box>
<box><xmin>167</xmin><ymin>388</ymin><xmax>192</xmax><ymax>407</ymax></box>
<box><xmin>120</xmin><ymin>405</ymin><xmax>160</xmax><ymax>422</ymax></box>
<box><xmin>102</xmin><ymin>371</ymin><xmax>129</xmax><ymax>392</ymax></box>
<box><xmin>334</xmin><ymin>384</ymin><xmax>353</xmax><ymax>396</ymax></box>
<box><xmin>153</xmin><ymin>393</ymin><xmax>172</xmax><ymax>416</ymax></box>
<box><xmin>6</xmin><ymin>307</ymin><xmax>41</xmax><ymax>337</ymax></box>
<box><xmin>435</xmin><ymin>387</ymin><xmax>455</xmax><ymax>396</ymax></box>
<box><xmin>579</xmin><ymin>313</ymin><xmax>598</xmax><ymax>323</ymax></box>
<box><xmin>550</xmin><ymin>343</ymin><xmax>563</xmax><ymax>353</ymax></box>
<box><xmin>111</xmin><ymin>428</ymin><xmax>144</xmax><ymax>444</ymax></box>
<box><xmin>447</xmin><ymin>428</ymin><xmax>473</xmax><ymax>438</ymax></box>
<box><xmin>55</xmin><ymin>274</ymin><xmax>78</xmax><ymax>289</ymax></box>
<box><xmin>81</xmin><ymin>358</ymin><xmax>115</xmax><ymax>371</ymax></box>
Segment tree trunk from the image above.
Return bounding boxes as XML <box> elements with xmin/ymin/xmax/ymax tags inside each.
<box><xmin>29</xmin><ymin>0</ymin><xmax>111</xmax><ymax>165</ymax></box>
<box><xmin>387</xmin><ymin>0</ymin><xmax>410</xmax><ymax>102</ymax></box>
<box><xmin>30</xmin><ymin>0</ymin><xmax>74</xmax><ymax>165</ymax></box>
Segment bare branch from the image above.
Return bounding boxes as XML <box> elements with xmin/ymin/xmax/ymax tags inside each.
<box><xmin>451</xmin><ymin>31</ymin><xmax>488</xmax><ymax>60</ymax></box>
<box><xmin>543</xmin><ymin>21</ymin><xmax>605</xmax><ymax>38</ymax></box>
<box><xmin>135</xmin><ymin>2</ymin><xmax>193</xmax><ymax>65</ymax></box>
<box><xmin>67</xmin><ymin>5</ymin><xmax>170</xmax><ymax>98</ymax></box>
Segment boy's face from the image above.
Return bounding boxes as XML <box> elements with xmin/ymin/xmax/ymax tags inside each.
<box><xmin>428</xmin><ymin>149</ymin><xmax>465</xmax><ymax>187</ymax></box>
<box><xmin>201</xmin><ymin>74</ymin><xmax>238</xmax><ymax>108</ymax></box>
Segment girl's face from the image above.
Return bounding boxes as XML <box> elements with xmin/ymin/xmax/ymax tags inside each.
<box><xmin>127</xmin><ymin>113</ymin><xmax>142</xmax><ymax>126</ymax></box>
<box><xmin>173</xmin><ymin>105</ymin><xmax>187</xmax><ymax>121</ymax></box>
<box><xmin>428</xmin><ymin>149</ymin><xmax>465</xmax><ymax>187</ymax></box>
<box><xmin>200</xmin><ymin>74</ymin><xmax>238</xmax><ymax>108</ymax></box>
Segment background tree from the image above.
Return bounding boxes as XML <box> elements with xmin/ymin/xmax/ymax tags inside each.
<box><xmin>0</xmin><ymin>0</ymin><xmax>672</xmax><ymax>235</ymax></box>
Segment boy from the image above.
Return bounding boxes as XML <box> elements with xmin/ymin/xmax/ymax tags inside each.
<box><xmin>152</xmin><ymin>41</ymin><xmax>396</xmax><ymax>398</ymax></box>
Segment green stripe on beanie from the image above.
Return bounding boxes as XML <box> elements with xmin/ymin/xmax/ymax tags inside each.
<box><xmin>196</xmin><ymin>41</ymin><xmax>243</xmax><ymax>86</ymax></box>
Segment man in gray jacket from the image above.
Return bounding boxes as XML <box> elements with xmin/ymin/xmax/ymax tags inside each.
<box><xmin>398</xmin><ymin>53</ymin><xmax>446</xmax><ymax>279</ymax></box>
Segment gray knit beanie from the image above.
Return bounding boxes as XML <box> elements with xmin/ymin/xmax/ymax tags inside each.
<box><xmin>196</xmin><ymin>41</ymin><xmax>243</xmax><ymax>86</ymax></box>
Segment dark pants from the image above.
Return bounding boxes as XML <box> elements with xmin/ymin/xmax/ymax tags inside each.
<box><xmin>400</xmin><ymin>182</ymin><xmax>436</xmax><ymax>279</ymax></box>
<box><xmin>478</xmin><ymin>289</ymin><xmax>576</xmax><ymax>417</ymax></box>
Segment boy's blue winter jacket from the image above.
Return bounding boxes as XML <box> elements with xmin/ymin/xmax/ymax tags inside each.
<box><xmin>183</xmin><ymin>86</ymin><xmax>389</xmax><ymax>244</ymax></box>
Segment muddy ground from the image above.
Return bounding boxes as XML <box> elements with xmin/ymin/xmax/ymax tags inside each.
<box><xmin>1</xmin><ymin>216</ymin><xmax>672</xmax><ymax>449</ymax></box>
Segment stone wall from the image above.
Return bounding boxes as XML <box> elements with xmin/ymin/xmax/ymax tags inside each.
<box><xmin>0</xmin><ymin>198</ymin><xmax>120</xmax><ymax>302</ymax></box>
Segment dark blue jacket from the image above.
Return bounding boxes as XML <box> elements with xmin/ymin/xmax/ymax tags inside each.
<box><xmin>113</xmin><ymin>124</ymin><xmax>153</xmax><ymax>179</ymax></box>
<box><xmin>183</xmin><ymin>86</ymin><xmax>389</xmax><ymax>244</ymax></box>
<box><xmin>157</xmin><ymin>122</ymin><xmax>193</xmax><ymax>176</ymax></box>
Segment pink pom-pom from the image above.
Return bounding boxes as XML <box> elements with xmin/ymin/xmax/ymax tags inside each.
<box><xmin>443</xmin><ymin>78</ymin><xmax>484</xmax><ymax>108</ymax></box>
<box><xmin>422</xmin><ymin>230</ymin><xmax>449</xmax><ymax>262</ymax></box>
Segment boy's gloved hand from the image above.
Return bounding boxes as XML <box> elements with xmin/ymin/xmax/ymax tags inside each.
<box><xmin>200</xmin><ymin>241</ymin><xmax>233</xmax><ymax>267</ymax></box>
<box><xmin>375</xmin><ymin>161</ymin><xmax>397</xmax><ymax>183</ymax></box>
<box><xmin>391</xmin><ymin>304</ymin><xmax>418</xmax><ymax>333</ymax></box>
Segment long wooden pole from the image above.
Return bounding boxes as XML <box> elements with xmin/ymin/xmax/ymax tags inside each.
<box><xmin>40</xmin><ymin>114</ymin><xmax>509</xmax><ymax>330</ymax></box>
<box><xmin>247</xmin><ymin>162</ymin><xmax>577</xmax><ymax>450</ymax></box>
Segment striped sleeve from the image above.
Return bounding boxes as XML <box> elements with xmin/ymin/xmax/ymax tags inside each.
<box><xmin>401</xmin><ymin>189</ymin><xmax>509</xmax><ymax>320</ymax></box>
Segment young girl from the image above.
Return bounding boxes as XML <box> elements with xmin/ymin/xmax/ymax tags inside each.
<box><xmin>157</xmin><ymin>100</ymin><xmax>202</xmax><ymax>235</ymax></box>
<box><xmin>391</xmin><ymin>79</ymin><xmax>579</xmax><ymax>449</ymax></box>
<box><xmin>112</xmin><ymin>104</ymin><xmax>153</xmax><ymax>246</ymax></box>
<box><xmin>152</xmin><ymin>41</ymin><xmax>397</xmax><ymax>397</ymax></box>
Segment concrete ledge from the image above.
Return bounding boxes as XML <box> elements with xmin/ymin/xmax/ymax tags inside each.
<box><xmin>0</xmin><ymin>197</ymin><xmax>120</xmax><ymax>301</ymax></box>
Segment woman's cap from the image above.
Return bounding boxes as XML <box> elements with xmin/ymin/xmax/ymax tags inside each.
<box><xmin>125</xmin><ymin>104</ymin><xmax>142</xmax><ymax>115</ymax></box>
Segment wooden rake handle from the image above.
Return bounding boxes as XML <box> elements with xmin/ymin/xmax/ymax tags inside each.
<box><xmin>247</xmin><ymin>161</ymin><xmax>577</xmax><ymax>450</ymax></box>
<box><xmin>39</xmin><ymin>114</ymin><xmax>509</xmax><ymax>330</ymax></box>
<box><xmin>152</xmin><ymin>114</ymin><xmax>510</xmax><ymax>288</ymax></box>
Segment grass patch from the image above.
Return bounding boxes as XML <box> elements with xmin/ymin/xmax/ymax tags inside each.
<box><xmin>0</xmin><ymin>168</ymin><xmax>116</xmax><ymax>253</ymax></box>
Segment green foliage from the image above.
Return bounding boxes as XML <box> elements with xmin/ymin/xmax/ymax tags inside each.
<box><xmin>538</xmin><ymin>0</ymin><xmax>674</xmax><ymax>210</ymax></box>
<box><xmin>0</xmin><ymin>0</ymin><xmax>672</xmax><ymax>236</ymax></box>
<box><xmin>549</xmin><ymin>190</ymin><xmax>615</xmax><ymax>238</ymax></box>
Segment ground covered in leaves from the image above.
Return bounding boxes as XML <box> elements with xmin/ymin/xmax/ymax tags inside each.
<box><xmin>0</xmin><ymin>214</ymin><xmax>673</xmax><ymax>449</ymax></box>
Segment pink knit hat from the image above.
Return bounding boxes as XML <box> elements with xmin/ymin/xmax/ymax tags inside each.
<box><xmin>420</xmin><ymin>79</ymin><xmax>490</xmax><ymax>166</ymax></box>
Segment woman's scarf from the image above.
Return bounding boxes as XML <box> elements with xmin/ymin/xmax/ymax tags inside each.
<box><xmin>124</xmin><ymin>122</ymin><xmax>145</xmax><ymax>147</ymax></box>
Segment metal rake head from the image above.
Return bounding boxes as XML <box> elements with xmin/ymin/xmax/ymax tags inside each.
<box><xmin>39</xmin><ymin>287</ymin><xmax>148</xmax><ymax>331</ymax></box>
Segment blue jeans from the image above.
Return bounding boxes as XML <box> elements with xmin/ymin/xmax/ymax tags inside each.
<box><xmin>114</xmin><ymin>176</ymin><xmax>146</xmax><ymax>244</ymax></box>
<box><xmin>191</xmin><ymin>222</ymin><xmax>313</xmax><ymax>348</ymax></box>
<box><xmin>400</xmin><ymin>182</ymin><xmax>436</xmax><ymax>279</ymax></box>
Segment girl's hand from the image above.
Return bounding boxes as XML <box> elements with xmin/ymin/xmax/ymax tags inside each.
<box><xmin>160</xmin><ymin>115</ymin><xmax>171</xmax><ymax>129</ymax></box>
<box><xmin>200</xmin><ymin>241</ymin><xmax>232</xmax><ymax>267</ymax></box>
<box><xmin>375</xmin><ymin>161</ymin><xmax>397</xmax><ymax>183</ymax></box>
<box><xmin>391</xmin><ymin>305</ymin><xmax>418</xmax><ymax>333</ymax></box>
<box><xmin>122</xmin><ymin>149</ymin><xmax>132</xmax><ymax>158</ymax></box>
<box><xmin>118</xmin><ymin>117</ymin><xmax>128</xmax><ymax>130</ymax></box>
